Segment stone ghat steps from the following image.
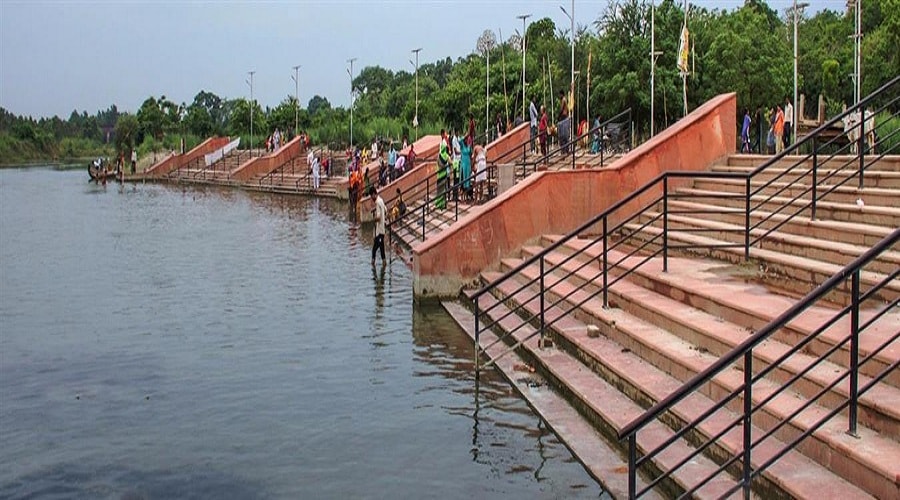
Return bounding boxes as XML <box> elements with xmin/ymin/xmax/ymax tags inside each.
<box><xmin>526</xmin><ymin>239</ymin><xmax>900</xmax><ymax>422</ymax></box>
<box><xmin>619</xmin><ymin>221</ymin><xmax>899</xmax><ymax>306</ymax></box>
<box><xmin>441</xmin><ymin>301</ymin><xmax>667</xmax><ymax>500</ymax></box>
<box><xmin>168</xmin><ymin>151</ymin><xmax>254</xmax><ymax>182</ymax></box>
<box><xmin>465</xmin><ymin>281</ymin><xmax>879</xmax><ymax>499</ymax></box>
<box><xmin>388</xmin><ymin>201</ymin><xmax>476</xmax><ymax>250</ymax></box>
<box><xmin>712</xmin><ymin>164</ymin><xmax>900</xmax><ymax>190</ymax></box>
<box><xmin>672</xmin><ymin>187</ymin><xmax>900</xmax><ymax>228</ymax></box>
<box><xmin>655</xmin><ymin>200</ymin><xmax>895</xmax><ymax>249</ymax></box>
<box><xmin>691</xmin><ymin>176</ymin><xmax>899</xmax><ymax>207</ymax></box>
<box><xmin>726</xmin><ymin>154</ymin><xmax>900</xmax><ymax>172</ymax></box>
<box><xmin>635</xmin><ymin>207</ymin><xmax>900</xmax><ymax>276</ymax></box>
<box><xmin>472</xmin><ymin>238</ymin><xmax>899</xmax><ymax>498</ymax></box>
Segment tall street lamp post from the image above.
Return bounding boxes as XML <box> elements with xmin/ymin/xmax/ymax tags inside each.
<box><xmin>650</xmin><ymin>1</ymin><xmax>663</xmax><ymax>137</ymax></box>
<box><xmin>792</xmin><ymin>1</ymin><xmax>808</xmax><ymax>145</ymax></box>
<box><xmin>560</xmin><ymin>2</ymin><xmax>574</xmax><ymax>144</ymax></box>
<box><xmin>853</xmin><ymin>0</ymin><xmax>861</xmax><ymax>105</ymax></box>
<box><xmin>517</xmin><ymin>14</ymin><xmax>531</xmax><ymax>120</ymax></box>
<box><xmin>486</xmin><ymin>43</ymin><xmax>491</xmax><ymax>142</ymax></box>
<box><xmin>411</xmin><ymin>48</ymin><xmax>422</xmax><ymax>141</ymax></box>
<box><xmin>292</xmin><ymin>65</ymin><xmax>301</xmax><ymax>137</ymax></box>
<box><xmin>247</xmin><ymin>70</ymin><xmax>255</xmax><ymax>156</ymax></box>
<box><xmin>347</xmin><ymin>57</ymin><xmax>357</xmax><ymax>147</ymax></box>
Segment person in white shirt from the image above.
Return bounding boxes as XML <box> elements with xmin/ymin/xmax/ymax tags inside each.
<box><xmin>783</xmin><ymin>98</ymin><xmax>794</xmax><ymax>149</ymax></box>
<box><xmin>311</xmin><ymin>155</ymin><xmax>320</xmax><ymax>190</ymax></box>
<box><xmin>394</xmin><ymin>154</ymin><xmax>406</xmax><ymax>177</ymax></box>
<box><xmin>369</xmin><ymin>187</ymin><xmax>387</xmax><ymax>265</ymax></box>
<box><xmin>529</xmin><ymin>98</ymin><xmax>539</xmax><ymax>153</ymax></box>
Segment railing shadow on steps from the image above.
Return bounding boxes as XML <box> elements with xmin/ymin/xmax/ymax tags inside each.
<box><xmin>468</xmin><ymin>75</ymin><xmax>898</xmax><ymax>498</ymax></box>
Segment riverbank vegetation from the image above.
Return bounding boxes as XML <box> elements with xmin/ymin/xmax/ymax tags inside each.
<box><xmin>2</xmin><ymin>0</ymin><xmax>896</xmax><ymax>165</ymax></box>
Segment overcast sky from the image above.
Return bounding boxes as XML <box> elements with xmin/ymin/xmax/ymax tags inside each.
<box><xmin>1</xmin><ymin>0</ymin><xmax>836</xmax><ymax>119</ymax></box>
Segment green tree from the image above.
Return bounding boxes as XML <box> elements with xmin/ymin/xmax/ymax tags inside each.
<box><xmin>698</xmin><ymin>3</ymin><xmax>790</xmax><ymax>117</ymax></box>
<box><xmin>114</xmin><ymin>113</ymin><xmax>139</xmax><ymax>153</ymax></box>
<box><xmin>307</xmin><ymin>95</ymin><xmax>332</xmax><ymax>116</ymax></box>
<box><xmin>136</xmin><ymin>96</ymin><xmax>166</xmax><ymax>141</ymax></box>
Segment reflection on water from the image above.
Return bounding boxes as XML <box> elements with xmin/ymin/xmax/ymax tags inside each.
<box><xmin>0</xmin><ymin>167</ymin><xmax>604</xmax><ymax>498</ymax></box>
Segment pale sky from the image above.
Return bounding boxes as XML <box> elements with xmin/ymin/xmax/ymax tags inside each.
<box><xmin>1</xmin><ymin>0</ymin><xmax>834</xmax><ymax>119</ymax></box>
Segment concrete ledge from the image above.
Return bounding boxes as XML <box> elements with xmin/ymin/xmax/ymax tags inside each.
<box><xmin>411</xmin><ymin>93</ymin><xmax>737</xmax><ymax>299</ymax></box>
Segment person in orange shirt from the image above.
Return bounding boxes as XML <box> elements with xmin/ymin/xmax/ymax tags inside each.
<box><xmin>773</xmin><ymin>104</ymin><xmax>785</xmax><ymax>155</ymax></box>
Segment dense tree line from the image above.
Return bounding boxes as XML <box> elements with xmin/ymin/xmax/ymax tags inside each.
<box><xmin>2</xmin><ymin>0</ymin><xmax>896</xmax><ymax>164</ymax></box>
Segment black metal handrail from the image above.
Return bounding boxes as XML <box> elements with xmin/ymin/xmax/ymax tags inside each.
<box><xmin>473</xmin><ymin>77</ymin><xmax>896</xmax><ymax>358</ymax></box>
<box><xmin>387</xmin><ymin>163</ymin><xmax>497</xmax><ymax>245</ymax></box>
<box><xmin>190</xmin><ymin>149</ymin><xmax>250</xmax><ymax>181</ymax></box>
<box><xmin>507</xmin><ymin>108</ymin><xmax>633</xmax><ymax>178</ymax></box>
<box><xmin>618</xmin><ymin>228</ymin><xmax>898</xmax><ymax>499</ymax></box>
<box><xmin>168</xmin><ymin>154</ymin><xmax>204</xmax><ymax>179</ymax></box>
<box><xmin>258</xmin><ymin>145</ymin><xmax>327</xmax><ymax>188</ymax></box>
<box><xmin>382</xmin><ymin>126</ymin><xmax>546</xmax><ymax>235</ymax></box>
<box><xmin>384</xmin><ymin>109</ymin><xmax>635</xmax><ymax>249</ymax></box>
<box><xmin>470</xmin><ymin>75</ymin><xmax>898</xmax><ymax>499</ymax></box>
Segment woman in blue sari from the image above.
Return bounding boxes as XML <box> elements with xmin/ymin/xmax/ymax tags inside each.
<box><xmin>459</xmin><ymin>135</ymin><xmax>474</xmax><ymax>200</ymax></box>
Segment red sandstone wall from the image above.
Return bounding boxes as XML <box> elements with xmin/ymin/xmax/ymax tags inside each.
<box><xmin>486</xmin><ymin>122</ymin><xmax>531</xmax><ymax>163</ymax></box>
<box><xmin>412</xmin><ymin>93</ymin><xmax>737</xmax><ymax>298</ymax></box>
<box><xmin>145</xmin><ymin>136</ymin><xmax>230</xmax><ymax>177</ymax></box>
<box><xmin>230</xmin><ymin>136</ymin><xmax>303</xmax><ymax>181</ymax></box>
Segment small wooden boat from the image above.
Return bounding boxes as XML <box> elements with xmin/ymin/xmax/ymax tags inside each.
<box><xmin>87</xmin><ymin>160</ymin><xmax>120</xmax><ymax>182</ymax></box>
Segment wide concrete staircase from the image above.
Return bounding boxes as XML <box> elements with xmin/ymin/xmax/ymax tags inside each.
<box><xmin>448</xmin><ymin>80</ymin><xmax>899</xmax><ymax>499</ymax></box>
<box><xmin>630</xmin><ymin>154</ymin><xmax>900</xmax><ymax>305</ymax></box>
<box><xmin>250</xmin><ymin>152</ymin><xmax>344</xmax><ymax>198</ymax></box>
<box><xmin>168</xmin><ymin>149</ymin><xmax>257</xmax><ymax>183</ymax></box>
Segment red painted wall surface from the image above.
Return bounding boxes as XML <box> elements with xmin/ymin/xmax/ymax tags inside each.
<box><xmin>486</xmin><ymin>122</ymin><xmax>531</xmax><ymax>163</ymax></box>
<box><xmin>231</xmin><ymin>136</ymin><xmax>303</xmax><ymax>181</ymax></box>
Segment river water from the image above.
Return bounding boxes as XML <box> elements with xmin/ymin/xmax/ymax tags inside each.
<box><xmin>0</xmin><ymin>167</ymin><xmax>605</xmax><ymax>499</ymax></box>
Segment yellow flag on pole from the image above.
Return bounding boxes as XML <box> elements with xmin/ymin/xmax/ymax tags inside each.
<box><xmin>677</xmin><ymin>24</ymin><xmax>690</xmax><ymax>74</ymax></box>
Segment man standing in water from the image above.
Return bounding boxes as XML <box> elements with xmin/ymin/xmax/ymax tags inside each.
<box><xmin>370</xmin><ymin>187</ymin><xmax>387</xmax><ymax>266</ymax></box>
<box><xmin>130</xmin><ymin>149</ymin><xmax>137</xmax><ymax>174</ymax></box>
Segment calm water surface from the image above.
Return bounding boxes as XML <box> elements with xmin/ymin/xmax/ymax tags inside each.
<box><xmin>0</xmin><ymin>167</ymin><xmax>605</xmax><ymax>499</ymax></box>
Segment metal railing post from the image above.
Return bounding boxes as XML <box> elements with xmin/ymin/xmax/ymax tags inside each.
<box><xmin>603</xmin><ymin>217</ymin><xmax>609</xmax><ymax>308</ymax></box>
<box><xmin>743</xmin><ymin>351</ymin><xmax>753</xmax><ymax>499</ymax></box>
<box><xmin>857</xmin><ymin>116</ymin><xmax>865</xmax><ymax>189</ymax></box>
<box><xmin>601</xmin><ymin>134</ymin><xmax>605</xmax><ymax>167</ymax></box>
<box><xmin>540</xmin><ymin>256</ymin><xmax>546</xmax><ymax>343</ymax></box>
<box><xmin>628</xmin><ymin>435</ymin><xmax>637</xmax><ymax>500</ymax></box>
<box><xmin>811</xmin><ymin>137</ymin><xmax>818</xmax><ymax>221</ymax></box>
<box><xmin>745</xmin><ymin>177</ymin><xmax>751</xmax><ymax>261</ymax></box>
<box><xmin>571</xmin><ymin>132</ymin><xmax>576</xmax><ymax>170</ymax></box>
<box><xmin>849</xmin><ymin>270</ymin><xmax>860</xmax><ymax>436</ymax></box>
<box><xmin>421</xmin><ymin>204</ymin><xmax>426</xmax><ymax>241</ymax></box>
<box><xmin>474</xmin><ymin>297</ymin><xmax>481</xmax><ymax>377</ymax></box>
<box><xmin>663</xmin><ymin>176</ymin><xmax>669</xmax><ymax>272</ymax></box>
